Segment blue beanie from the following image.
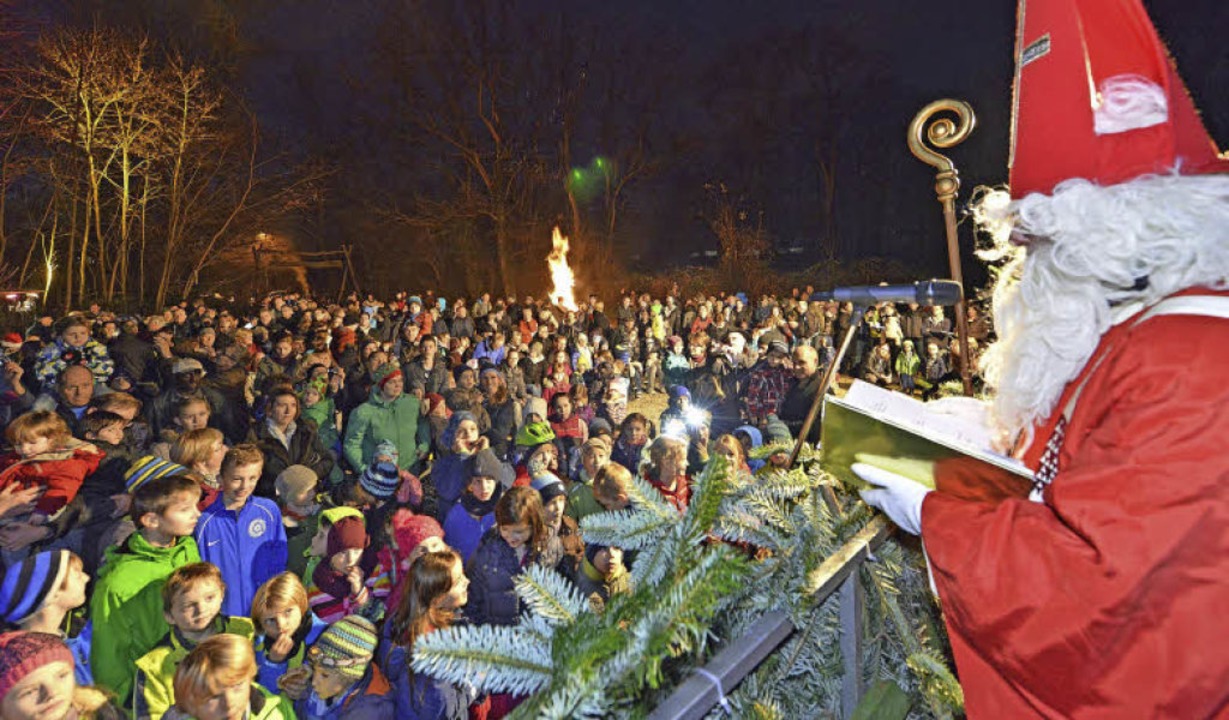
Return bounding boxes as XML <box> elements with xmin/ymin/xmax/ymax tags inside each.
<box><xmin>0</xmin><ymin>551</ymin><xmax>69</xmax><ymax>625</ymax></box>
<box><xmin>360</xmin><ymin>461</ymin><xmax>400</xmax><ymax>499</ymax></box>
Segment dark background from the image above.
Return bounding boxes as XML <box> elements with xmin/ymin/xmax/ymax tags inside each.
<box><xmin>16</xmin><ymin>0</ymin><xmax>1229</xmax><ymax>293</ymax></box>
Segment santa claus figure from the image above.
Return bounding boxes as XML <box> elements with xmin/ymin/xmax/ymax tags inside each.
<box><xmin>854</xmin><ymin>0</ymin><xmax>1229</xmax><ymax>717</ymax></box>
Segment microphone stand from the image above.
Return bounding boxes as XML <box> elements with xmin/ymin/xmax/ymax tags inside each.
<box><xmin>786</xmin><ymin>303</ymin><xmax>866</xmax><ymax>469</ymax></box>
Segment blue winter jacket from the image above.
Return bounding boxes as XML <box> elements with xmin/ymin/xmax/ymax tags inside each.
<box><xmin>194</xmin><ymin>495</ymin><xmax>289</xmax><ymax>617</ymax></box>
<box><xmin>293</xmin><ymin>664</ymin><xmax>394</xmax><ymax>720</ymax></box>
<box><xmin>442</xmin><ymin>503</ymin><xmax>495</xmax><ymax>563</ymax></box>
<box><xmin>465</xmin><ymin>529</ymin><xmax>533</xmax><ymax>627</ymax></box>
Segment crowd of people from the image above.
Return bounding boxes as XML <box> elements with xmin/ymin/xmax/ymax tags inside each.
<box><xmin>0</xmin><ymin>287</ymin><xmax>986</xmax><ymax>720</ymax></box>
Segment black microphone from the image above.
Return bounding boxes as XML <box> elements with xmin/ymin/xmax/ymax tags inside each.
<box><xmin>810</xmin><ymin>279</ymin><xmax>963</xmax><ymax>306</ymax></box>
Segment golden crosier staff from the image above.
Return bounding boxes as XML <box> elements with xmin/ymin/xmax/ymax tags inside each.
<box><xmin>908</xmin><ymin>99</ymin><xmax>976</xmax><ymax>396</ymax></box>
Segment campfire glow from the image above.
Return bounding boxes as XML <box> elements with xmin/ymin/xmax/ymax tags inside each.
<box><xmin>547</xmin><ymin>226</ymin><xmax>579</xmax><ymax>311</ymax></box>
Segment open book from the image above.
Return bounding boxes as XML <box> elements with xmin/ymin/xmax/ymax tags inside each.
<box><xmin>820</xmin><ymin>380</ymin><xmax>1033</xmax><ymax>489</ymax></box>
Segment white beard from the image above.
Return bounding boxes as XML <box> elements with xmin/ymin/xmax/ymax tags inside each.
<box><xmin>974</xmin><ymin>172</ymin><xmax>1229</xmax><ymax>440</ymax></box>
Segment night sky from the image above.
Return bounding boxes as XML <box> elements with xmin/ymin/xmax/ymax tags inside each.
<box><xmin>32</xmin><ymin>0</ymin><xmax>1229</xmax><ymax>290</ymax></box>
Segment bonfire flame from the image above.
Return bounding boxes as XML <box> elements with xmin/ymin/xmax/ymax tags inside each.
<box><xmin>547</xmin><ymin>226</ymin><xmax>579</xmax><ymax>311</ymax></box>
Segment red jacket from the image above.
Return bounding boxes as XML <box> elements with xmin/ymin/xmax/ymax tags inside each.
<box><xmin>924</xmin><ymin>292</ymin><xmax>1229</xmax><ymax>718</ymax></box>
<box><xmin>0</xmin><ymin>443</ymin><xmax>104</xmax><ymax>516</ymax></box>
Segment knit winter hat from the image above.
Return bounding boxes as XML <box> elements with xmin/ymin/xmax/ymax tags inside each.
<box><xmin>467</xmin><ymin>448</ymin><xmax>504</xmax><ymax>481</ymax></box>
<box><xmin>524</xmin><ymin>396</ymin><xmax>548</xmax><ymax>423</ymax></box>
<box><xmin>327</xmin><ymin>517</ymin><xmax>369</xmax><ymax>557</ymax></box>
<box><xmin>452</xmin><ymin>364</ymin><xmax>476</xmax><ymax>382</ymax></box>
<box><xmin>0</xmin><ymin>631</ymin><xmax>74</xmax><ymax>701</ymax></box>
<box><xmin>424</xmin><ymin>393</ymin><xmax>449</xmax><ymax>417</ymax></box>
<box><xmin>0</xmin><ymin>551</ymin><xmax>70</xmax><ymax>626</ymax></box>
<box><xmin>587</xmin><ymin>419</ymin><xmax>613</xmax><ymax>439</ymax></box>
<box><xmin>301</xmin><ymin>377</ymin><xmax>328</xmax><ymax>400</ymax></box>
<box><xmin>274</xmin><ymin>465</ymin><xmax>318</xmax><ymax>502</ymax></box>
<box><xmin>320</xmin><ymin>506</ymin><xmax>364</xmax><ymax>528</ymax></box>
<box><xmin>582</xmin><ymin>435</ymin><xmax>612</xmax><ymax>456</ymax></box>
<box><xmin>372</xmin><ymin>364</ymin><xmax>402</xmax><ymax>389</ymax></box>
<box><xmin>308</xmin><ymin>615</ymin><xmax>378</xmax><ymax>680</ymax></box>
<box><xmin>125</xmin><ymin>456</ymin><xmax>190</xmax><ymax>492</ymax></box>
<box><xmin>515</xmin><ymin>420</ymin><xmax>555</xmax><ymax>448</ymax></box>
<box><xmin>388</xmin><ymin>509</ymin><xmax>444</xmax><ymax>562</ymax></box>
<box><xmin>360</xmin><ymin>461</ymin><xmax>400</xmax><ymax>500</ymax></box>
<box><xmin>372</xmin><ymin>440</ymin><xmax>400</xmax><ymax>464</ymax></box>
<box><xmin>530</xmin><ymin>472</ymin><xmax>567</xmax><ymax>505</ymax></box>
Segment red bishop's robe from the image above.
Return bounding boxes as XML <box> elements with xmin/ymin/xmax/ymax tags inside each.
<box><xmin>923</xmin><ymin>289</ymin><xmax>1229</xmax><ymax>718</ymax></box>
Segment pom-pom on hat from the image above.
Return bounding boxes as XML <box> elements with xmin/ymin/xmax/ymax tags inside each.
<box><xmin>0</xmin><ymin>631</ymin><xmax>74</xmax><ymax>701</ymax></box>
<box><xmin>0</xmin><ymin>551</ymin><xmax>70</xmax><ymax>626</ymax></box>
<box><xmin>308</xmin><ymin>615</ymin><xmax>378</xmax><ymax>680</ymax></box>
<box><xmin>388</xmin><ymin>509</ymin><xmax>443</xmax><ymax>562</ymax></box>
<box><xmin>0</xmin><ymin>333</ymin><xmax>22</xmax><ymax>353</ymax></box>
<box><xmin>1008</xmin><ymin>0</ymin><xmax>1229</xmax><ymax>199</ymax></box>
<box><xmin>360</xmin><ymin>461</ymin><xmax>400</xmax><ymax>500</ymax></box>
<box><xmin>124</xmin><ymin>455</ymin><xmax>189</xmax><ymax>493</ymax></box>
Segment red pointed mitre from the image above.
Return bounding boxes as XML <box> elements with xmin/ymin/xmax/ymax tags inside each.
<box><xmin>1008</xmin><ymin>0</ymin><xmax>1229</xmax><ymax>198</ymax></box>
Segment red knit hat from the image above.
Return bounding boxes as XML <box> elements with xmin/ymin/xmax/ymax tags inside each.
<box><xmin>0</xmin><ymin>631</ymin><xmax>74</xmax><ymax>701</ymax></box>
<box><xmin>389</xmin><ymin>509</ymin><xmax>444</xmax><ymax>564</ymax></box>
<box><xmin>1009</xmin><ymin>0</ymin><xmax>1229</xmax><ymax>198</ymax></box>
<box><xmin>327</xmin><ymin>516</ymin><xmax>369</xmax><ymax>557</ymax></box>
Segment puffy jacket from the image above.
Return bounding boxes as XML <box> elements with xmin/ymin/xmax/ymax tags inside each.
<box><xmin>254</xmin><ymin>419</ymin><xmax>335</xmax><ymax>498</ymax></box>
<box><xmin>465</xmin><ymin>529</ymin><xmax>536</xmax><ymax>627</ymax></box>
<box><xmin>34</xmin><ymin>337</ymin><xmax>115</xmax><ymax>389</ymax></box>
<box><xmin>442</xmin><ymin>503</ymin><xmax>495</xmax><ymax>563</ymax></box>
<box><xmin>386</xmin><ymin>641</ymin><xmax>485</xmax><ymax>720</ymax></box>
<box><xmin>294</xmin><ymin>664</ymin><xmax>394</xmax><ymax>720</ymax></box>
<box><xmin>255</xmin><ymin>612</ymin><xmax>329</xmax><ymax>693</ymax></box>
<box><xmin>429</xmin><ymin>452</ymin><xmax>470</xmax><ymax>523</ymax></box>
<box><xmin>342</xmin><ymin>389</ymin><xmax>429</xmax><ymax>473</ymax></box>
<box><xmin>90</xmin><ymin>532</ymin><xmax>200</xmax><ymax>701</ymax></box>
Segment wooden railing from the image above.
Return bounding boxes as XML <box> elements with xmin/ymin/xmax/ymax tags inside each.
<box><xmin>649</xmin><ymin>516</ymin><xmax>893</xmax><ymax>720</ymax></box>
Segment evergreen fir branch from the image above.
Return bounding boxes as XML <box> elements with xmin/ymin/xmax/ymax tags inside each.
<box><xmin>515</xmin><ymin>565</ymin><xmax>589</xmax><ymax>626</ymax></box>
<box><xmin>579</xmin><ymin>506</ymin><xmax>677</xmax><ymax>549</ymax></box>
<box><xmin>629</xmin><ymin>522</ymin><xmax>682</xmax><ymax>588</ymax></box>
<box><xmin>624</xmin><ymin>474</ymin><xmax>679</xmax><ymax>519</ymax></box>
<box><xmin>412</xmin><ymin>624</ymin><xmax>553</xmax><ymax>696</ymax></box>
<box><xmin>682</xmin><ymin>454</ymin><xmax>735</xmax><ymax>541</ymax></box>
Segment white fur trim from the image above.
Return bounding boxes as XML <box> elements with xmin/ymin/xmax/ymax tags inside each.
<box><xmin>1093</xmin><ymin>74</ymin><xmax>1168</xmax><ymax>135</ymax></box>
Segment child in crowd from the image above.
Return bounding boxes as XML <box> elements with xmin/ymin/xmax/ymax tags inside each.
<box><xmin>303</xmin><ymin>507</ymin><xmax>365</xmax><ymax>581</ymax></box>
<box><xmin>610</xmin><ymin>413</ymin><xmax>651</xmax><ymax>475</ymax></box>
<box><xmin>91</xmin><ymin>473</ymin><xmax>202</xmax><ymax>702</ymax></box>
<box><xmin>275</xmin><ymin>465</ymin><xmax>321</xmax><ymax>578</ymax></box>
<box><xmin>574</xmin><ymin>544</ymin><xmax>630</xmax><ymax>608</ymax></box>
<box><xmin>251</xmin><ymin>572</ymin><xmax>327</xmax><ymax>696</ymax></box>
<box><xmin>566</xmin><ymin>436</ymin><xmax>611</xmax><ymax>522</ymax></box>
<box><xmin>307</xmin><ymin>517</ymin><xmax>389</xmax><ymax>624</ymax></box>
<box><xmin>641</xmin><ymin>436</ymin><xmax>690</xmax><ymax>513</ymax></box>
<box><xmin>169</xmin><ymin>428</ymin><xmax>227</xmax><ymax>507</ymax></box>
<box><xmin>385</xmin><ymin>549</ymin><xmax>487</xmax><ymax>719</ymax></box>
<box><xmin>151</xmin><ymin>397</ymin><xmax>212</xmax><ymax>459</ymax></box>
<box><xmin>711</xmin><ymin>433</ymin><xmax>751</xmax><ymax>477</ymax></box>
<box><xmin>443</xmin><ymin>449</ymin><xmax>504</xmax><ymax>562</ymax></box>
<box><xmin>165</xmin><ymin>633</ymin><xmax>295</xmax><ymax>720</ymax></box>
<box><xmin>195</xmin><ymin>445</ymin><xmax>288</xmax><ymax>619</ymax></box>
<box><xmin>0</xmin><ymin>550</ymin><xmax>93</xmax><ymax>686</ymax></box>
<box><xmin>300</xmin><ymin>377</ymin><xmax>341</xmax><ymax>468</ymax></box>
<box><xmin>531</xmin><ymin>473</ymin><xmax>584</xmax><ymax>576</ymax></box>
<box><xmin>0</xmin><ymin>630</ymin><xmax>123</xmax><ymax>720</ymax></box>
<box><xmin>465</xmin><ymin>486</ymin><xmax>546</xmax><ymax>627</ymax></box>
<box><xmin>378</xmin><ymin>509</ymin><xmax>445</xmax><ymax>627</ymax></box>
<box><xmin>569</xmin><ymin>383</ymin><xmax>596</xmax><ymax>426</ymax></box>
<box><xmin>423</xmin><ymin>393</ymin><xmax>451</xmax><ymax>457</ymax></box>
<box><xmin>431</xmin><ymin>412</ymin><xmax>487</xmax><ymax>521</ymax></box>
<box><xmin>549</xmin><ymin>392</ymin><xmax>588</xmax><ymax>477</ymax></box>
<box><xmin>133</xmin><ymin>562</ymin><xmax>255</xmax><ymax>720</ymax></box>
<box><xmin>291</xmin><ymin>615</ymin><xmax>394</xmax><ymax>719</ymax></box>
<box><xmin>0</xmin><ymin>410</ymin><xmax>103</xmax><ymax>523</ymax></box>
<box><xmin>591</xmin><ymin>462</ymin><xmax>634</xmax><ymax>513</ymax></box>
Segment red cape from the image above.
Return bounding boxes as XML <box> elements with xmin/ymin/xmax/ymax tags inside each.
<box><xmin>924</xmin><ymin>291</ymin><xmax>1229</xmax><ymax>718</ymax></box>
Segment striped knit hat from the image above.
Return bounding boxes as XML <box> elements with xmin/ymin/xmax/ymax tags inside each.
<box><xmin>0</xmin><ymin>551</ymin><xmax>70</xmax><ymax>626</ymax></box>
<box><xmin>360</xmin><ymin>461</ymin><xmax>400</xmax><ymax>499</ymax></box>
<box><xmin>308</xmin><ymin>615</ymin><xmax>378</xmax><ymax>679</ymax></box>
<box><xmin>125</xmin><ymin>455</ymin><xmax>189</xmax><ymax>492</ymax></box>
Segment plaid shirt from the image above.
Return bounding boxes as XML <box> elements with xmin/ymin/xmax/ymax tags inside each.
<box><xmin>743</xmin><ymin>363</ymin><xmax>793</xmax><ymax>424</ymax></box>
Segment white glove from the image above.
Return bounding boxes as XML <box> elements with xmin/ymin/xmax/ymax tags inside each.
<box><xmin>853</xmin><ymin>462</ymin><xmax>932</xmax><ymax>536</ymax></box>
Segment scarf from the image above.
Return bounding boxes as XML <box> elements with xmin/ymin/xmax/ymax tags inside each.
<box><xmin>312</xmin><ymin>560</ymin><xmax>354</xmax><ymax>601</ymax></box>
<box><xmin>459</xmin><ymin>486</ymin><xmax>501</xmax><ymax>519</ymax></box>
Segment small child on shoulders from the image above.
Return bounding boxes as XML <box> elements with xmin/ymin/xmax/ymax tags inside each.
<box><xmin>0</xmin><ymin>410</ymin><xmax>103</xmax><ymax>527</ymax></box>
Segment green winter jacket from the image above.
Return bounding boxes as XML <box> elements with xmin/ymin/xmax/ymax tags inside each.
<box><xmin>133</xmin><ymin>615</ymin><xmax>256</xmax><ymax>720</ymax></box>
<box><xmin>342</xmin><ymin>388</ymin><xmax>429</xmax><ymax>472</ymax></box>
<box><xmin>90</xmin><ymin>532</ymin><xmax>200</xmax><ymax>703</ymax></box>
